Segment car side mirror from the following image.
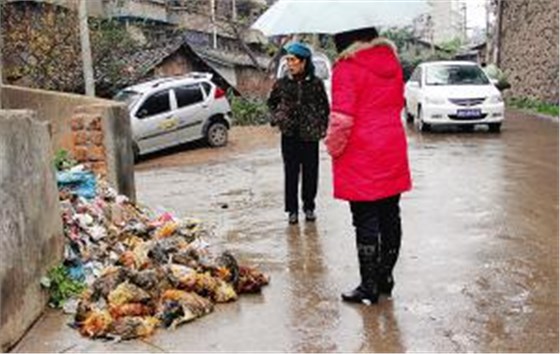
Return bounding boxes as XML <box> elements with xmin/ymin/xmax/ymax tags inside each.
<box><xmin>490</xmin><ymin>78</ymin><xmax>499</xmax><ymax>86</ymax></box>
<box><xmin>494</xmin><ymin>80</ymin><xmax>511</xmax><ymax>92</ymax></box>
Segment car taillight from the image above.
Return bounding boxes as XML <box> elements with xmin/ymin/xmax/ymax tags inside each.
<box><xmin>214</xmin><ymin>87</ymin><xmax>225</xmax><ymax>99</ymax></box>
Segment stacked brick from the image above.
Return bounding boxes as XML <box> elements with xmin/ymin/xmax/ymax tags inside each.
<box><xmin>70</xmin><ymin>112</ymin><xmax>107</xmax><ymax>177</ymax></box>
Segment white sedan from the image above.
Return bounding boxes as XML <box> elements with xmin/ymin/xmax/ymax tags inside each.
<box><xmin>404</xmin><ymin>61</ymin><xmax>505</xmax><ymax>132</ymax></box>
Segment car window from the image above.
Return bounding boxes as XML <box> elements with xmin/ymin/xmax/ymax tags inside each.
<box><xmin>313</xmin><ymin>60</ymin><xmax>330</xmax><ymax>80</ymax></box>
<box><xmin>175</xmin><ymin>84</ymin><xmax>204</xmax><ymax>108</ymax></box>
<box><xmin>426</xmin><ymin>65</ymin><xmax>490</xmax><ymax>86</ymax></box>
<box><xmin>201</xmin><ymin>82</ymin><xmax>212</xmax><ymax>97</ymax></box>
<box><xmin>114</xmin><ymin>89</ymin><xmax>141</xmax><ymax>106</ymax></box>
<box><xmin>410</xmin><ymin>67</ymin><xmax>421</xmax><ymax>83</ymax></box>
<box><xmin>136</xmin><ymin>90</ymin><xmax>170</xmax><ymax>118</ymax></box>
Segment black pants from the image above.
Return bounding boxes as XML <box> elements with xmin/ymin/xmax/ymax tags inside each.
<box><xmin>349</xmin><ymin>195</ymin><xmax>402</xmax><ymax>277</ymax></box>
<box><xmin>281</xmin><ymin>135</ymin><xmax>319</xmax><ymax>213</ymax></box>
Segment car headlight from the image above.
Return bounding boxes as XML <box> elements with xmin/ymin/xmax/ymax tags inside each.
<box><xmin>424</xmin><ymin>96</ymin><xmax>446</xmax><ymax>105</ymax></box>
<box><xmin>488</xmin><ymin>95</ymin><xmax>503</xmax><ymax>103</ymax></box>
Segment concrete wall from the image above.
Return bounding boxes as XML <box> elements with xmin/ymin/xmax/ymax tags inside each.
<box><xmin>2</xmin><ymin>85</ymin><xmax>136</xmax><ymax>200</ymax></box>
<box><xmin>104</xmin><ymin>0</ymin><xmax>168</xmax><ymax>23</ymax></box>
<box><xmin>235</xmin><ymin>66</ymin><xmax>274</xmax><ymax>98</ymax></box>
<box><xmin>499</xmin><ymin>0</ymin><xmax>559</xmax><ymax>104</ymax></box>
<box><xmin>0</xmin><ymin>110</ymin><xmax>64</xmax><ymax>351</ymax></box>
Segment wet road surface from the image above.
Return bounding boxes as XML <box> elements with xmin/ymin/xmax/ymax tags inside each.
<box><xmin>13</xmin><ymin>110</ymin><xmax>558</xmax><ymax>352</ymax></box>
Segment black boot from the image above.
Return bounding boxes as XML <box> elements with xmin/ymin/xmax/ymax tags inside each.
<box><xmin>342</xmin><ymin>284</ymin><xmax>378</xmax><ymax>304</ymax></box>
<box><xmin>342</xmin><ymin>232</ymin><xmax>379</xmax><ymax>304</ymax></box>
<box><xmin>378</xmin><ymin>195</ymin><xmax>401</xmax><ymax>297</ymax></box>
<box><xmin>378</xmin><ymin>273</ymin><xmax>394</xmax><ymax>296</ymax></box>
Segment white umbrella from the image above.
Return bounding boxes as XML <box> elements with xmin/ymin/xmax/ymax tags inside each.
<box><xmin>251</xmin><ymin>0</ymin><xmax>428</xmax><ymax>36</ymax></box>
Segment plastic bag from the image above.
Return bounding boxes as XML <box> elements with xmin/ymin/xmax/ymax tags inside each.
<box><xmin>57</xmin><ymin>170</ymin><xmax>97</xmax><ymax>199</ymax></box>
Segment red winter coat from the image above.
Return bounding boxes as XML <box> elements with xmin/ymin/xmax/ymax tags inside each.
<box><xmin>325</xmin><ymin>38</ymin><xmax>412</xmax><ymax>201</ymax></box>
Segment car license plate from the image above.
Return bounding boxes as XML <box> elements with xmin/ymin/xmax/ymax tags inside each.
<box><xmin>456</xmin><ymin>109</ymin><xmax>482</xmax><ymax>118</ymax></box>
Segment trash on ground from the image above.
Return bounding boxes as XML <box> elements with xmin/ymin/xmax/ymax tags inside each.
<box><xmin>43</xmin><ymin>164</ymin><xmax>270</xmax><ymax>341</ymax></box>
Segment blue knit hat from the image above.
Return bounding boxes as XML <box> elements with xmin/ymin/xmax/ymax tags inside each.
<box><xmin>285</xmin><ymin>42</ymin><xmax>315</xmax><ymax>76</ymax></box>
<box><xmin>285</xmin><ymin>42</ymin><xmax>312</xmax><ymax>59</ymax></box>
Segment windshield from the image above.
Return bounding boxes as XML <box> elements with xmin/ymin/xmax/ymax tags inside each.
<box><xmin>113</xmin><ymin>90</ymin><xmax>141</xmax><ymax>106</ymax></box>
<box><xmin>313</xmin><ymin>60</ymin><xmax>330</xmax><ymax>80</ymax></box>
<box><xmin>425</xmin><ymin>65</ymin><xmax>490</xmax><ymax>86</ymax></box>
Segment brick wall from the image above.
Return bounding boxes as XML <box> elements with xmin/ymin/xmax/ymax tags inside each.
<box><xmin>70</xmin><ymin>110</ymin><xmax>108</xmax><ymax>177</ymax></box>
<box><xmin>499</xmin><ymin>0</ymin><xmax>559</xmax><ymax>104</ymax></box>
<box><xmin>2</xmin><ymin>85</ymin><xmax>136</xmax><ymax>201</ymax></box>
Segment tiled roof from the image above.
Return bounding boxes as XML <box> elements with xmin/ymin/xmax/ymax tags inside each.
<box><xmin>95</xmin><ymin>37</ymin><xmax>185</xmax><ymax>90</ymax></box>
<box><xmin>197</xmin><ymin>48</ymin><xmax>270</xmax><ymax>69</ymax></box>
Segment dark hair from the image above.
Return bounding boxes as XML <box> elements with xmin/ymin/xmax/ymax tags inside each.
<box><xmin>334</xmin><ymin>26</ymin><xmax>379</xmax><ymax>53</ymax></box>
<box><xmin>292</xmin><ymin>54</ymin><xmax>316</xmax><ymax>77</ymax></box>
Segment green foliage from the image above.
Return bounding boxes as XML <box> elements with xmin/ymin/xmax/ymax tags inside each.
<box><xmin>382</xmin><ymin>27</ymin><xmax>415</xmax><ymax>52</ymax></box>
<box><xmin>382</xmin><ymin>27</ymin><xmax>454</xmax><ymax>80</ymax></box>
<box><xmin>53</xmin><ymin>149</ymin><xmax>77</xmax><ymax>171</ymax></box>
<box><xmin>228</xmin><ymin>91</ymin><xmax>270</xmax><ymax>126</ymax></box>
<box><xmin>508</xmin><ymin>97</ymin><xmax>559</xmax><ymax>117</ymax></box>
<box><xmin>439</xmin><ymin>37</ymin><xmax>463</xmax><ymax>56</ymax></box>
<box><xmin>42</xmin><ymin>264</ymin><xmax>86</xmax><ymax>308</ymax></box>
<box><xmin>319</xmin><ymin>36</ymin><xmax>338</xmax><ymax>62</ymax></box>
<box><xmin>89</xmin><ymin>18</ymin><xmax>144</xmax><ymax>97</ymax></box>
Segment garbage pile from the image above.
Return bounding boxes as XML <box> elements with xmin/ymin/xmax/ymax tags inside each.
<box><xmin>47</xmin><ymin>165</ymin><xmax>269</xmax><ymax>341</ymax></box>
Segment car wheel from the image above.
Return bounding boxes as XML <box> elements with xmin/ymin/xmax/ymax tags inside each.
<box><xmin>206</xmin><ymin>121</ymin><xmax>228</xmax><ymax>147</ymax></box>
<box><xmin>404</xmin><ymin>102</ymin><xmax>414</xmax><ymax>123</ymax></box>
<box><xmin>488</xmin><ymin>123</ymin><xmax>502</xmax><ymax>133</ymax></box>
<box><xmin>416</xmin><ymin>107</ymin><xmax>431</xmax><ymax>132</ymax></box>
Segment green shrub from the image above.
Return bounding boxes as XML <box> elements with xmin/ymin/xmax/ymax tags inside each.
<box><xmin>53</xmin><ymin>149</ymin><xmax>77</xmax><ymax>171</ymax></box>
<box><xmin>229</xmin><ymin>92</ymin><xmax>270</xmax><ymax>126</ymax></box>
<box><xmin>41</xmin><ymin>264</ymin><xmax>86</xmax><ymax>308</ymax></box>
<box><xmin>508</xmin><ymin>97</ymin><xmax>559</xmax><ymax>117</ymax></box>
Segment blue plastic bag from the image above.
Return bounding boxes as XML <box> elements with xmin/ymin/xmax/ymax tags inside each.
<box><xmin>56</xmin><ymin>170</ymin><xmax>97</xmax><ymax>199</ymax></box>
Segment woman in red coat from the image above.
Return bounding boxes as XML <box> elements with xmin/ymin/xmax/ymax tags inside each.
<box><xmin>325</xmin><ymin>27</ymin><xmax>412</xmax><ymax>304</ymax></box>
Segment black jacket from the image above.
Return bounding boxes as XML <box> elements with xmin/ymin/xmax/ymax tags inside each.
<box><xmin>267</xmin><ymin>75</ymin><xmax>330</xmax><ymax>141</ymax></box>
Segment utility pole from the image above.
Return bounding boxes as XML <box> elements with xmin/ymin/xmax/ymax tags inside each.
<box><xmin>485</xmin><ymin>0</ymin><xmax>492</xmax><ymax>64</ymax></box>
<box><xmin>493</xmin><ymin>0</ymin><xmax>502</xmax><ymax>65</ymax></box>
<box><xmin>211</xmin><ymin>0</ymin><xmax>217</xmax><ymax>49</ymax></box>
<box><xmin>462</xmin><ymin>2</ymin><xmax>467</xmax><ymax>43</ymax></box>
<box><xmin>0</xmin><ymin>1</ymin><xmax>4</xmax><ymax>108</ymax></box>
<box><xmin>79</xmin><ymin>0</ymin><xmax>95</xmax><ymax>96</ymax></box>
<box><xmin>232</xmin><ymin>0</ymin><xmax>237</xmax><ymax>22</ymax></box>
<box><xmin>427</xmin><ymin>15</ymin><xmax>435</xmax><ymax>55</ymax></box>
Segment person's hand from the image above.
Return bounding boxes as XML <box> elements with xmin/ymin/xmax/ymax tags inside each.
<box><xmin>325</xmin><ymin>112</ymin><xmax>354</xmax><ymax>158</ymax></box>
<box><xmin>271</xmin><ymin>102</ymin><xmax>291</xmax><ymax>127</ymax></box>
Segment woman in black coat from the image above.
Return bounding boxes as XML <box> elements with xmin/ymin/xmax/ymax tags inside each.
<box><xmin>267</xmin><ymin>42</ymin><xmax>330</xmax><ymax>224</ymax></box>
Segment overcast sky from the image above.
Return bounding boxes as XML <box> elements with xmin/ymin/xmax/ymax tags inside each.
<box><xmin>465</xmin><ymin>0</ymin><xmax>488</xmax><ymax>30</ymax></box>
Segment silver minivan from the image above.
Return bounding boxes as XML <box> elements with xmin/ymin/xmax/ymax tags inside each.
<box><xmin>114</xmin><ymin>73</ymin><xmax>232</xmax><ymax>160</ymax></box>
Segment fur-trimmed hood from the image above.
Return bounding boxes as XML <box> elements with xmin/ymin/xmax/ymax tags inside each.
<box><xmin>336</xmin><ymin>37</ymin><xmax>398</xmax><ymax>61</ymax></box>
<box><xmin>335</xmin><ymin>37</ymin><xmax>400</xmax><ymax>79</ymax></box>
